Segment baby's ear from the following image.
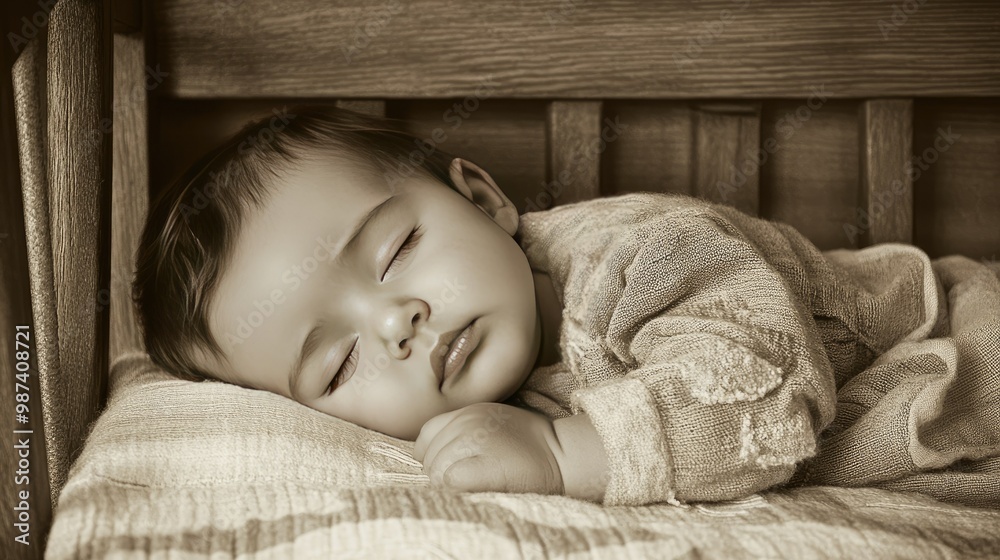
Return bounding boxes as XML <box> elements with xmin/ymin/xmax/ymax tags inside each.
<box><xmin>448</xmin><ymin>158</ymin><xmax>519</xmax><ymax>235</ymax></box>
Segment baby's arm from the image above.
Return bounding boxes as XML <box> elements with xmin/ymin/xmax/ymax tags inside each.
<box><xmin>552</xmin><ymin>412</ymin><xmax>609</xmax><ymax>502</ymax></box>
<box><xmin>565</xmin><ymin>210</ymin><xmax>838</xmax><ymax>506</ymax></box>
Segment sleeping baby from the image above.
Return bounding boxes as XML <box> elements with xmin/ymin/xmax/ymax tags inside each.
<box><xmin>132</xmin><ymin>105</ymin><xmax>944</xmax><ymax>507</ymax></box>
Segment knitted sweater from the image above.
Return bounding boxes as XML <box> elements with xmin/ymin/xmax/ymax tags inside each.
<box><xmin>508</xmin><ymin>192</ymin><xmax>942</xmax><ymax>507</ymax></box>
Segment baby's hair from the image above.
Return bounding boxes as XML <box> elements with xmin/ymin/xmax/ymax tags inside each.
<box><xmin>132</xmin><ymin>105</ymin><xmax>458</xmax><ymax>382</ymax></box>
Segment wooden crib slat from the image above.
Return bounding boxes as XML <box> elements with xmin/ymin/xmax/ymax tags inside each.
<box><xmin>858</xmin><ymin>99</ymin><xmax>914</xmax><ymax>246</ymax></box>
<box><xmin>335</xmin><ymin>99</ymin><xmax>387</xmax><ymax>117</ymax></box>
<box><xmin>546</xmin><ymin>101</ymin><xmax>602</xmax><ymax>207</ymax></box>
<box><xmin>11</xmin><ymin>33</ymin><xmax>57</xmax><ymax>554</ymax></box>
<box><xmin>156</xmin><ymin>0</ymin><xmax>1000</xmax><ymax>98</ymax></box>
<box><xmin>912</xmin><ymin>100</ymin><xmax>1000</xmax><ymax>259</ymax></box>
<box><xmin>110</xmin><ymin>32</ymin><xmax>149</xmax><ymax>360</ymax></box>
<box><xmin>44</xmin><ymin>0</ymin><xmax>114</xmax><ymax>507</ymax></box>
<box><xmin>693</xmin><ymin>103</ymin><xmax>762</xmax><ymax>215</ymax></box>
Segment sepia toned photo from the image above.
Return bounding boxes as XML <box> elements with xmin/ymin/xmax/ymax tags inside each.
<box><xmin>2</xmin><ymin>0</ymin><xmax>1000</xmax><ymax>558</ymax></box>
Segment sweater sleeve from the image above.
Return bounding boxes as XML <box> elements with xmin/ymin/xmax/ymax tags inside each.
<box><xmin>566</xmin><ymin>209</ymin><xmax>837</xmax><ymax>507</ymax></box>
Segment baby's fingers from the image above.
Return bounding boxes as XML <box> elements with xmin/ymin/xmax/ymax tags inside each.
<box><xmin>413</xmin><ymin>408</ymin><xmax>462</xmax><ymax>463</ymax></box>
<box><xmin>424</xmin><ymin>437</ymin><xmax>482</xmax><ymax>488</ymax></box>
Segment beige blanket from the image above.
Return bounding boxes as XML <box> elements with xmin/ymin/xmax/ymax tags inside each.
<box><xmin>793</xmin><ymin>254</ymin><xmax>1000</xmax><ymax>506</ymax></box>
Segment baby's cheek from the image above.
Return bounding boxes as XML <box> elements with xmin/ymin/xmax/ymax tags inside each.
<box><xmin>376</xmin><ymin>388</ymin><xmax>446</xmax><ymax>440</ymax></box>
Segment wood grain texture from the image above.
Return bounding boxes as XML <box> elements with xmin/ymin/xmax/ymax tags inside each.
<box><xmin>387</xmin><ymin>99</ymin><xmax>548</xmax><ymax>215</ymax></box>
<box><xmin>546</xmin><ymin>101</ymin><xmax>602</xmax><ymax>206</ymax></box>
<box><xmin>759</xmin><ymin>100</ymin><xmax>860</xmax><ymax>251</ymax></box>
<box><xmin>693</xmin><ymin>102</ymin><xmax>762</xmax><ymax>215</ymax></box>
<box><xmin>601</xmin><ymin>101</ymin><xmax>693</xmax><ymax>197</ymax></box>
<box><xmin>154</xmin><ymin>0</ymin><xmax>1000</xmax><ymax>98</ymax></box>
<box><xmin>110</xmin><ymin>32</ymin><xmax>148</xmax><ymax>361</ymax></box>
<box><xmin>913</xmin><ymin>99</ymin><xmax>1000</xmax><ymax>260</ymax></box>
<box><xmin>7</xmin><ymin>32</ymin><xmax>54</xmax><ymax>559</ymax></box>
<box><xmin>858</xmin><ymin>99</ymin><xmax>914</xmax><ymax>246</ymax></box>
<box><xmin>44</xmin><ymin>0</ymin><xmax>113</xmax><ymax>507</ymax></box>
<box><xmin>150</xmin><ymin>98</ymin><xmax>314</xmax><ymax>195</ymax></box>
<box><xmin>335</xmin><ymin>99</ymin><xmax>386</xmax><ymax>117</ymax></box>
<box><xmin>152</xmin><ymin>98</ymin><xmax>550</xmax><ymax>213</ymax></box>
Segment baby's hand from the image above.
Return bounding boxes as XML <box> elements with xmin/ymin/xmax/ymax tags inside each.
<box><xmin>412</xmin><ymin>402</ymin><xmax>564</xmax><ymax>496</ymax></box>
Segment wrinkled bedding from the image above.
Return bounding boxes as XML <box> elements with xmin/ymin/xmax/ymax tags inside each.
<box><xmin>48</xmin><ymin>483</ymin><xmax>1000</xmax><ymax>558</ymax></box>
<box><xmin>787</xmin><ymin>253</ymin><xmax>1000</xmax><ymax>508</ymax></box>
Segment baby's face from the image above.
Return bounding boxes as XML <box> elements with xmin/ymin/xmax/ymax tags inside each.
<box><xmin>193</xmin><ymin>155</ymin><xmax>541</xmax><ymax>440</ymax></box>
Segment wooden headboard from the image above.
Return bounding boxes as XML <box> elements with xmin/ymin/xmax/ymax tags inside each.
<box><xmin>7</xmin><ymin>0</ymin><xmax>1000</xmax><ymax>553</ymax></box>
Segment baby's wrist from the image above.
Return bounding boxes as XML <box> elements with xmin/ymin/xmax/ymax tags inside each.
<box><xmin>552</xmin><ymin>412</ymin><xmax>609</xmax><ymax>503</ymax></box>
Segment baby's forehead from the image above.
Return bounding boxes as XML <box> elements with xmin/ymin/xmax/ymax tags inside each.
<box><xmin>250</xmin><ymin>166</ymin><xmax>383</xmax><ymax>221</ymax></box>
<box><xmin>276</xmin><ymin>152</ymin><xmax>384</xmax><ymax>191</ymax></box>
<box><xmin>283</xmin><ymin>150</ymin><xmax>442</xmax><ymax>202</ymax></box>
<box><xmin>210</xmin><ymin>166</ymin><xmax>403</xmax><ymax>324</ymax></box>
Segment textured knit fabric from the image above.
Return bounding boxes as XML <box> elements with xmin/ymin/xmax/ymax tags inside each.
<box><xmin>46</xmin><ymin>481</ymin><xmax>1000</xmax><ymax>559</ymax></box>
<box><xmin>508</xmin><ymin>192</ymin><xmax>999</xmax><ymax>507</ymax></box>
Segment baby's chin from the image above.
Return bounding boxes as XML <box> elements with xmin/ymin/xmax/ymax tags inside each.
<box><xmin>498</xmin><ymin>364</ymin><xmax>534</xmax><ymax>402</ymax></box>
<box><xmin>385</xmin><ymin>355</ymin><xmax>536</xmax><ymax>439</ymax></box>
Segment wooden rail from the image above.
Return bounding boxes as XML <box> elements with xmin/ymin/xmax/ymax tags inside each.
<box><xmin>154</xmin><ymin>0</ymin><xmax>1000</xmax><ymax>98</ymax></box>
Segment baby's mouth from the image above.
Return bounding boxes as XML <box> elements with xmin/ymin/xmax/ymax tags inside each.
<box><xmin>430</xmin><ymin>318</ymin><xmax>480</xmax><ymax>389</ymax></box>
<box><xmin>440</xmin><ymin>319</ymin><xmax>481</xmax><ymax>389</ymax></box>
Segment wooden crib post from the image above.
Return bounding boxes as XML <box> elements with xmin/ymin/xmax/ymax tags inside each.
<box><xmin>546</xmin><ymin>101</ymin><xmax>603</xmax><ymax>205</ymax></box>
<box><xmin>8</xmin><ymin>28</ymin><xmax>54</xmax><ymax>560</ymax></box>
<box><xmin>693</xmin><ymin>102</ymin><xmax>763</xmax><ymax>216</ymax></box>
<box><xmin>858</xmin><ymin>99</ymin><xmax>914</xmax><ymax>246</ymax></box>
<box><xmin>12</xmin><ymin>0</ymin><xmax>114</xmax><ymax>524</ymax></box>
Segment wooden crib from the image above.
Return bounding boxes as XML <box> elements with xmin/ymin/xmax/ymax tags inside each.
<box><xmin>4</xmin><ymin>0</ymin><xmax>1000</xmax><ymax>555</ymax></box>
